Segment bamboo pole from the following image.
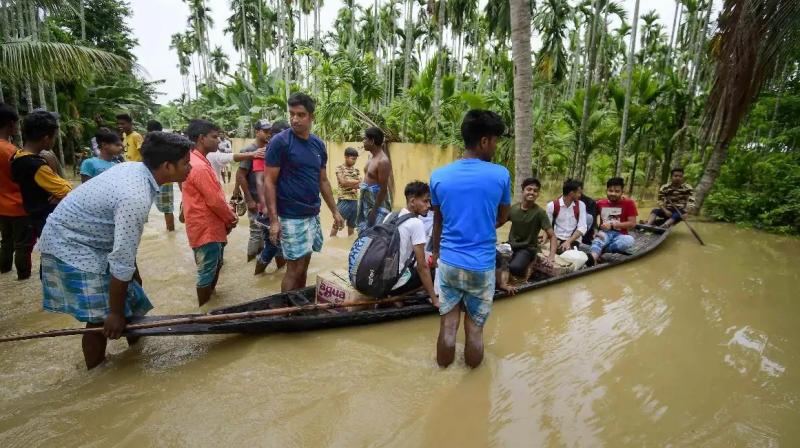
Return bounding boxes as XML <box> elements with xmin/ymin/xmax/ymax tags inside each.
<box><xmin>0</xmin><ymin>296</ymin><xmax>422</xmax><ymax>343</ymax></box>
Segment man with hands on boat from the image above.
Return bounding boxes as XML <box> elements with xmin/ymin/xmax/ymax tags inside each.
<box><xmin>36</xmin><ymin>132</ymin><xmax>193</xmax><ymax>369</ymax></box>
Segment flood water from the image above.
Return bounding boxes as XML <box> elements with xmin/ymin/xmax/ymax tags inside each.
<box><xmin>2</xmin><ymin>169</ymin><xmax>800</xmax><ymax>446</ymax></box>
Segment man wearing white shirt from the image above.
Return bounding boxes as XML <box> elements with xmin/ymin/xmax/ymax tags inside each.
<box><xmin>545</xmin><ymin>179</ymin><xmax>587</xmax><ymax>253</ymax></box>
<box><xmin>207</xmin><ymin>146</ymin><xmax>264</xmax><ymax>186</ymax></box>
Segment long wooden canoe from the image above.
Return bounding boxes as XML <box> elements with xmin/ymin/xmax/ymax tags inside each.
<box><xmin>126</xmin><ymin>224</ymin><xmax>670</xmax><ymax>337</ymax></box>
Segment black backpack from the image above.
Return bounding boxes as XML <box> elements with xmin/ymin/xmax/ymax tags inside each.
<box><xmin>348</xmin><ymin>212</ymin><xmax>418</xmax><ymax>298</ymax></box>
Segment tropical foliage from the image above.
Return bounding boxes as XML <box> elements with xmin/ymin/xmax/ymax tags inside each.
<box><xmin>0</xmin><ymin>0</ymin><xmax>156</xmax><ymax>166</ymax></box>
<box><xmin>1</xmin><ymin>0</ymin><xmax>799</xmax><ymax>234</ymax></box>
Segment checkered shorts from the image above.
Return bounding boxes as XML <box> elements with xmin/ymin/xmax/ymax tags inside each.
<box><xmin>41</xmin><ymin>254</ymin><xmax>153</xmax><ymax>324</ymax></box>
<box><xmin>437</xmin><ymin>261</ymin><xmax>495</xmax><ymax>327</ymax></box>
<box><xmin>155</xmin><ymin>183</ymin><xmax>174</xmax><ymax>214</ymax></box>
<box><xmin>279</xmin><ymin>215</ymin><xmax>323</xmax><ymax>261</ymax></box>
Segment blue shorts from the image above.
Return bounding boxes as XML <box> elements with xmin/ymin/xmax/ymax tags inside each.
<box><xmin>337</xmin><ymin>199</ymin><xmax>358</xmax><ymax>229</ymax></box>
<box><xmin>279</xmin><ymin>216</ymin><xmax>323</xmax><ymax>261</ymax></box>
<box><xmin>193</xmin><ymin>242</ymin><xmax>224</xmax><ymax>287</ymax></box>
<box><xmin>41</xmin><ymin>254</ymin><xmax>153</xmax><ymax>324</ymax></box>
<box><xmin>438</xmin><ymin>261</ymin><xmax>495</xmax><ymax>327</ymax></box>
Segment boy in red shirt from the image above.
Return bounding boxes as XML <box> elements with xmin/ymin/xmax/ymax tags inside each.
<box><xmin>591</xmin><ymin>177</ymin><xmax>637</xmax><ymax>264</ymax></box>
<box><xmin>182</xmin><ymin>119</ymin><xmax>238</xmax><ymax>306</ymax></box>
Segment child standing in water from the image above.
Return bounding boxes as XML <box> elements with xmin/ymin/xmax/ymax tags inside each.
<box><xmin>331</xmin><ymin>147</ymin><xmax>361</xmax><ymax>237</ymax></box>
<box><xmin>79</xmin><ymin>130</ymin><xmax>123</xmax><ymax>182</ymax></box>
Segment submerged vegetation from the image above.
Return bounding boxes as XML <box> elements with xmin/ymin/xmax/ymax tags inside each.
<box><xmin>0</xmin><ymin>0</ymin><xmax>798</xmax><ymax>233</ymax></box>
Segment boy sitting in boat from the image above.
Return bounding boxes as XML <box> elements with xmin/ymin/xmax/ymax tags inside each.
<box><xmin>505</xmin><ymin>177</ymin><xmax>557</xmax><ymax>280</ymax></box>
<box><xmin>382</xmin><ymin>181</ymin><xmax>438</xmax><ymax>300</ymax></box>
<box><xmin>590</xmin><ymin>177</ymin><xmax>638</xmax><ymax>265</ymax></box>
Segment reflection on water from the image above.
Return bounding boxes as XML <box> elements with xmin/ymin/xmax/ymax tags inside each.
<box><xmin>2</xmin><ymin>164</ymin><xmax>800</xmax><ymax>446</ymax></box>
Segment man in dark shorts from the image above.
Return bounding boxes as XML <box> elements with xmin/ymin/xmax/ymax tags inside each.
<box><xmin>647</xmin><ymin>167</ymin><xmax>696</xmax><ymax>228</ymax></box>
<box><xmin>237</xmin><ymin>119</ymin><xmax>271</xmax><ymax>261</ymax></box>
<box><xmin>331</xmin><ymin>146</ymin><xmax>361</xmax><ymax>237</ymax></box>
<box><xmin>507</xmin><ymin>177</ymin><xmax>557</xmax><ymax>278</ymax></box>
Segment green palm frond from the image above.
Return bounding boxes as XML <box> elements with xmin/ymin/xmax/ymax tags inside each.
<box><xmin>0</xmin><ymin>39</ymin><xmax>131</xmax><ymax>82</ymax></box>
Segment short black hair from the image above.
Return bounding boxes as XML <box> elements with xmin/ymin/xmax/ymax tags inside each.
<box><xmin>344</xmin><ymin>147</ymin><xmax>359</xmax><ymax>157</ymax></box>
<box><xmin>287</xmin><ymin>92</ymin><xmax>316</xmax><ymax>114</ymax></box>
<box><xmin>461</xmin><ymin>109</ymin><xmax>505</xmax><ymax>149</ymax></box>
<box><xmin>563</xmin><ymin>179</ymin><xmax>582</xmax><ymax>196</ymax></box>
<box><xmin>365</xmin><ymin>127</ymin><xmax>384</xmax><ymax>146</ymax></box>
<box><xmin>146</xmin><ymin>120</ymin><xmax>163</xmax><ymax>132</ymax></box>
<box><xmin>185</xmin><ymin>119</ymin><xmax>220</xmax><ymax>143</ymax></box>
<box><xmin>95</xmin><ymin>129</ymin><xmax>121</xmax><ymax>145</ymax></box>
<box><xmin>141</xmin><ymin>132</ymin><xmax>192</xmax><ymax>170</ymax></box>
<box><xmin>115</xmin><ymin>113</ymin><xmax>133</xmax><ymax>123</ymax></box>
<box><xmin>404</xmin><ymin>181</ymin><xmax>430</xmax><ymax>199</ymax></box>
<box><xmin>671</xmin><ymin>167</ymin><xmax>685</xmax><ymax>175</ymax></box>
<box><xmin>572</xmin><ymin>179</ymin><xmax>585</xmax><ymax>188</ymax></box>
<box><xmin>22</xmin><ymin>110</ymin><xmax>59</xmax><ymax>142</ymax></box>
<box><xmin>270</xmin><ymin>120</ymin><xmax>290</xmax><ymax>134</ymax></box>
<box><xmin>522</xmin><ymin>177</ymin><xmax>541</xmax><ymax>190</ymax></box>
<box><xmin>0</xmin><ymin>103</ymin><xmax>19</xmax><ymax>128</ymax></box>
<box><xmin>607</xmin><ymin>177</ymin><xmax>625</xmax><ymax>188</ymax></box>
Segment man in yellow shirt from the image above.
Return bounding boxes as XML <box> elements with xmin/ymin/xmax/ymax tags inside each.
<box><xmin>117</xmin><ymin>113</ymin><xmax>143</xmax><ymax>162</ymax></box>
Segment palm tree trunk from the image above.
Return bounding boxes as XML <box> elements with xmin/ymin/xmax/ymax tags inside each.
<box><xmin>593</xmin><ymin>9</ymin><xmax>608</xmax><ymax>86</ymax></box>
<box><xmin>79</xmin><ymin>0</ymin><xmax>86</xmax><ymax>41</ymax></box>
<box><xmin>664</xmin><ymin>0</ymin><xmax>680</xmax><ymax>76</ymax></box>
<box><xmin>432</xmin><ymin>0</ymin><xmax>445</xmax><ymax>125</ymax></box>
<box><xmin>694</xmin><ymin>139</ymin><xmax>727</xmax><ymax>212</ymax></box>
<box><xmin>677</xmin><ymin>0</ymin><xmax>713</xmax><ymax>163</ymax></box>
<box><xmin>509</xmin><ymin>0</ymin><xmax>533</xmax><ymax>198</ymax></box>
<box><xmin>50</xmin><ymin>80</ymin><xmax>65</xmax><ymax>169</ymax></box>
<box><xmin>402</xmin><ymin>0</ymin><xmax>413</xmax><ymax>90</ymax></box>
<box><xmin>573</xmin><ymin>0</ymin><xmax>601</xmax><ymax>177</ymax></box>
<box><xmin>616</xmin><ymin>0</ymin><xmax>640</xmax><ymax>177</ymax></box>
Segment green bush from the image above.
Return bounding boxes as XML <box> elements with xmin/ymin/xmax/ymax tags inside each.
<box><xmin>705</xmin><ymin>151</ymin><xmax>800</xmax><ymax>234</ymax></box>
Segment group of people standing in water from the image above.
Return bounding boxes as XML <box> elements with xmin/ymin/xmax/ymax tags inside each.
<box><xmin>0</xmin><ymin>91</ymin><xmax>696</xmax><ymax>370</ymax></box>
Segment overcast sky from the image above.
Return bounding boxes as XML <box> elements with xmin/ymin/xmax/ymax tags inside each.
<box><xmin>129</xmin><ymin>0</ymin><xmax>718</xmax><ymax>103</ymax></box>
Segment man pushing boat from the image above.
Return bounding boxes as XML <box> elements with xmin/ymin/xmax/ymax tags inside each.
<box><xmin>36</xmin><ymin>132</ymin><xmax>192</xmax><ymax>369</ymax></box>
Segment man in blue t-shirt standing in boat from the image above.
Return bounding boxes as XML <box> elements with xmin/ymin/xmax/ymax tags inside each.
<box><xmin>264</xmin><ymin>93</ymin><xmax>344</xmax><ymax>292</ymax></box>
<box><xmin>430</xmin><ymin>109</ymin><xmax>512</xmax><ymax>369</ymax></box>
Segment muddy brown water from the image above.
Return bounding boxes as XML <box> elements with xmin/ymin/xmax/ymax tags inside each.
<box><xmin>2</xmin><ymin>165</ymin><xmax>800</xmax><ymax>446</ymax></box>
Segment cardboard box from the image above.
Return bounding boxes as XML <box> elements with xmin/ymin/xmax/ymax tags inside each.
<box><xmin>315</xmin><ymin>269</ymin><xmax>375</xmax><ymax>312</ymax></box>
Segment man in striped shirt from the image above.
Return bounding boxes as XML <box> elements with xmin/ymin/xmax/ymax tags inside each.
<box><xmin>647</xmin><ymin>167</ymin><xmax>696</xmax><ymax>228</ymax></box>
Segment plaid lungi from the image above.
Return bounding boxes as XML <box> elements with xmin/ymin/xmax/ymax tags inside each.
<box><xmin>155</xmin><ymin>183</ymin><xmax>174</xmax><ymax>214</ymax></box>
<box><xmin>279</xmin><ymin>215</ymin><xmax>323</xmax><ymax>260</ymax></box>
<box><xmin>41</xmin><ymin>254</ymin><xmax>153</xmax><ymax>323</ymax></box>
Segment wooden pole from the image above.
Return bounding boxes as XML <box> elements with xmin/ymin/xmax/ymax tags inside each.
<box><xmin>681</xmin><ymin>216</ymin><xmax>705</xmax><ymax>246</ymax></box>
<box><xmin>0</xmin><ymin>296</ymin><xmax>421</xmax><ymax>343</ymax></box>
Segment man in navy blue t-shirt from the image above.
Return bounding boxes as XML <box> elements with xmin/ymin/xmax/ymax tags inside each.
<box><xmin>264</xmin><ymin>93</ymin><xmax>344</xmax><ymax>292</ymax></box>
<box><xmin>430</xmin><ymin>109</ymin><xmax>511</xmax><ymax>369</ymax></box>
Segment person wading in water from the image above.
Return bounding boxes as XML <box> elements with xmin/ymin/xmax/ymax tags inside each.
<box><xmin>430</xmin><ymin>109</ymin><xmax>511</xmax><ymax>369</ymax></box>
<box><xmin>36</xmin><ymin>132</ymin><xmax>192</xmax><ymax>369</ymax></box>
<box><xmin>263</xmin><ymin>92</ymin><xmax>344</xmax><ymax>292</ymax></box>
<box><xmin>356</xmin><ymin>127</ymin><xmax>392</xmax><ymax>234</ymax></box>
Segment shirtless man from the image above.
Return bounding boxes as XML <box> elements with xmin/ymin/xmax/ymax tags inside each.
<box><xmin>356</xmin><ymin>127</ymin><xmax>392</xmax><ymax>234</ymax></box>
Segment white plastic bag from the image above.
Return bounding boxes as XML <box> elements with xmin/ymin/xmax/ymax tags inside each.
<box><xmin>557</xmin><ymin>249</ymin><xmax>589</xmax><ymax>271</ymax></box>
